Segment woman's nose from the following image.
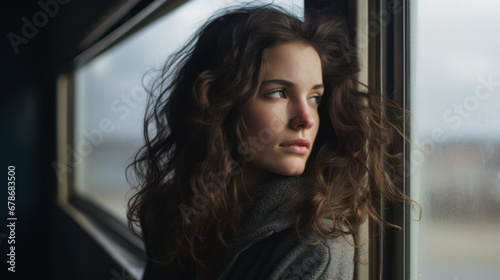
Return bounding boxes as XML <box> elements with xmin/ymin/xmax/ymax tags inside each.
<box><xmin>288</xmin><ymin>100</ymin><xmax>315</xmax><ymax>130</ymax></box>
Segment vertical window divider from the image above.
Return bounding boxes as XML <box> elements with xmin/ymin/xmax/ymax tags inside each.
<box><xmin>368</xmin><ymin>0</ymin><xmax>410</xmax><ymax>279</ymax></box>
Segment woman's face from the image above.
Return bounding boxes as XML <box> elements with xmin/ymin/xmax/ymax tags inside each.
<box><xmin>242</xmin><ymin>41</ymin><xmax>323</xmax><ymax>176</ymax></box>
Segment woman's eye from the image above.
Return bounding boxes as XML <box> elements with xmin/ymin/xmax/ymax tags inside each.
<box><xmin>309</xmin><ymin>95</ymin><xmax>322</xmax><ymax>104</ymax></box>
<box><xmin>267</xmin><ymin>90</ymin><xmax>286</xmax><ymax>99</ymax></box>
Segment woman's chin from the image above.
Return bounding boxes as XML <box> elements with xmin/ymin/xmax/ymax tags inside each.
<box><xmin>264</xmin><ymin>164</ymin><xmax>305</xmax><ymax>177</ymax></box>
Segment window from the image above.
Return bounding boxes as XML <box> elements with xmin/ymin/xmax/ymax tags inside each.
<box><xmin>57</xmin><ymin>0</ymin><xmax>500</xmax><ymax>278</ymax></box>
<box><xmin>409</xmin><ymin>1</ymin><xmax>500</xmax><ymax>279</ymax></box>
<box><xmin>70</xmin><ymin>0</ymin><xmax>304</xmax><ymax>225</ymax></box>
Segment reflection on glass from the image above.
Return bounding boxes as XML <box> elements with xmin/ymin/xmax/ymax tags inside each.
<box><xmin>74</xmin><ymin>0</ymin><xmax>304</xmax><ymax>224</ymax></box>
<box><xmin>409</xmin><ymin>1</ymin><xmax>500</xmax><ymax>279</ymax></box>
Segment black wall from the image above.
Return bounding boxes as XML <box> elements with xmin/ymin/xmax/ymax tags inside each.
<box><xmin>1</xmin><ymin>1</ymin><xmax>126</xmax><ymax>279</ymax></box>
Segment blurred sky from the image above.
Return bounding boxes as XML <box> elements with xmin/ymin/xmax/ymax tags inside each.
<box><xmin>410</xmin><ymin>0</ymin><xmax>500</xmax><ymax>140</ymax></box>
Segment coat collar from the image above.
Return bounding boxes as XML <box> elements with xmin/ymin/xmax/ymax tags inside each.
<box><xmin>230</xmin><ymin>173</ymin><xmax>308</xmax><ymax>254</ymax></box>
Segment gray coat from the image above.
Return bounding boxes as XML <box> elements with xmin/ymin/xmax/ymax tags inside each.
<box><xmin>217</xmin><ymin>174</ymin><xmax>354</xmax><ymax>280</ymax></box>
<box><xmin>141</xmin><ymin>174</ymin><xmax>354</xmax><ymax>280</ymax></box>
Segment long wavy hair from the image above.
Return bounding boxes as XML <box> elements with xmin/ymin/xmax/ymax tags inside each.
<box><xmin>127</xmin><ymin>5</ymin><xmax>408</xmax><ymax>267</ymax></box>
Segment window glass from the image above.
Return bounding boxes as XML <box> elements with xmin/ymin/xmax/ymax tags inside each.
<box><xmin>409</xmin><ymin>1</ymin><xmax>500</xmax><ymax>279</ymax></box>
<box><xmin>73</xmin><ymin>0</ymin><xmax>304</xmax><ymax>225</ymax></box>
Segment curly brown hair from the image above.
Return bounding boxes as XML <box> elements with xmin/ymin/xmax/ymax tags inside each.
<box><xmin>127</xmin><ymin>5</ymin><xmax>408</xmax><ymax>268</ymax></box>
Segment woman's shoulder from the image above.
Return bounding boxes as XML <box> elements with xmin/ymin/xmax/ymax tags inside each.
<box><xmin>223</xmin><ymin>223</ymin><xmax>354</xmax><ymax>280</ymax></box>
<box><xmin>270</xmin><ymin>226</ymin><xmax>355</xmax><ymax>280</ymax></box>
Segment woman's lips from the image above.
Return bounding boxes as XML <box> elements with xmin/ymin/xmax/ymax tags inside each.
<box><xmin>279</xmin><ymin>139</ymin><xmax>310</xmax><ymax>155</ymax></box>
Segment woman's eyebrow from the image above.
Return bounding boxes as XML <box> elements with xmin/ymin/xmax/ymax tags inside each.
<box><xmin>312</xmin><ymin>84</ymin><xmax>324</xmax><ymax>90</ymax></box>
<box><xmin>261</xmin><ymin>79</ymin><xmax>324</xmax><ymax>90</ymax></box>
<box><xmin>261</xmin><ymin>79</ymin><xmax>295</xmax><ymax>88</ymax></box>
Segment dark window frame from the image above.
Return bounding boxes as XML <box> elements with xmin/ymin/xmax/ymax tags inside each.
<box><xmin>59</xmin><ymin>0</ymin><xmax>410</xmax><ymax>278</ymax></box>
<box><xmin>367</xmin><ymin>0</ymin><xmax>410</xmax><ymax>279</ymax></box>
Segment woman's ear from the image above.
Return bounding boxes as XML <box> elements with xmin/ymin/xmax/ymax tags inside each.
<box><xmin>193</xmin><ymin>70</ymin><xmax>216</xmax><ymax>120</ymax></box>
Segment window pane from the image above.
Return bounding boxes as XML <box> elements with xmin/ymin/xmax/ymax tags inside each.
<box><xmin>73</xmin><ymin>0</ymin><xmax>304</xmax><ymax>225</ymax></box>
<box><xmin>409</xmin><ymin>1</ymin><xmax>500</xmax><ymax>279</ymax></box>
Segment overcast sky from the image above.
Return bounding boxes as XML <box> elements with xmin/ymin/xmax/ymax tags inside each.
<box><xmin>410</xmin><ymin>0</ymin><xmax>500</xmax><ymax>140</ymax></box>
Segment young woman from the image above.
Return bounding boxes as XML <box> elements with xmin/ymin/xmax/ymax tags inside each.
<box><xmin>128</xmin><ymin>5</ymin><xmax>408</xmax><ymax>280</ymax></box>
